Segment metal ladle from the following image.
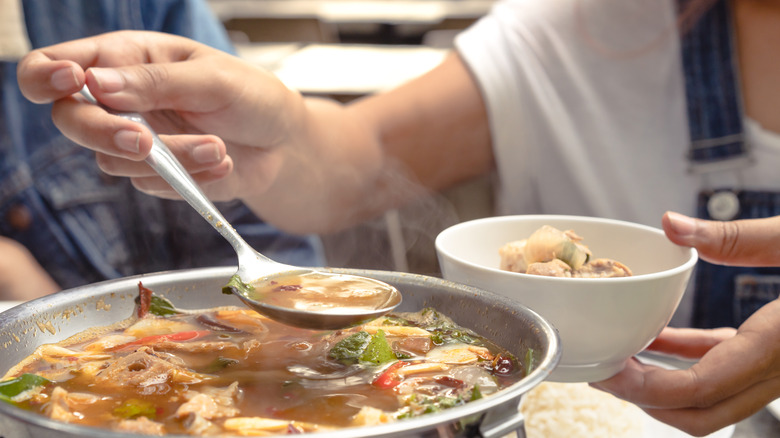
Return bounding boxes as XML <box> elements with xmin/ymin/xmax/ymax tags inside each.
<box><xmin>78</xmin><ymin>87</ymin><xmax>401</xmax><ymax>330</ymax></box>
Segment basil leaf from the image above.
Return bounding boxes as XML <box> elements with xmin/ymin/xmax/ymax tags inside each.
<box><xmin>0</xmin><ymin>374</ymin><xmax>50</xmax><ymax>403</ymax></box>
<box><xmin>148</xmin><ymin>295</ymin><xmax>180</xmax><ymax>316</ymax></box>
<box><xmin>222</xmin><ymin>274</ymin><xmax>254</xmax><ymax>296</ymax></box>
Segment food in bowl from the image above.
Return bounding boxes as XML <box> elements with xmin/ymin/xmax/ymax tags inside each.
<box><xmin>0</xmin><ymin>283</ymin><xmax>530</xmax><ymax>435</ymax></box>
<box><xmin>436</xmin><ymin>215</ymin><xmax>697</xmax><ymax>382</ymax></box>
<box><xmin>498</xmin><ymin>225</ymin><xmax>633</xmax><ymax>278</ymax></box>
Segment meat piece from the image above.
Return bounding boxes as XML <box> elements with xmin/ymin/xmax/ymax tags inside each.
<box><xmin>95</xmin><ymin>346</ymin><xmax>203</xmax><ymax>393</ymax></box>
<box><xmin>499</xmin><ymin>240</ymin><xmax>528</xmax><ymax>273</ymax></box>
<box><xmin>176</xmin><ymin>382</ymin><xmax>241</xmax><ymax>420</ymax></box>
<box><xmin>525</xmin><ymin>259</ymin><xmax>572</xmax><ymax>277</ymax></box>
<box><xmin>115</xmin><ymin>416</ymin><xmax>166</xmax><ymax>435</ymax></box>
<box><xmin>574</xmin><ymin>259</ymin><xmax>633</xmax><ymax>278</ymax></box>
<box><xmin>394</xmin><ymin>337</ymin><xmax>432</xmax><ymax>356</ymax></box>
<box><xmin>180</xmin><ymin>412</ymin><xmax>220</xmax><ymax>435</ymax></box>
<box><xmin>44</xmin><ymin>387</ymin><xmax>101</xmax><ymax>423</ymax></box>
<box><xmin>45</xmin><ymin>387</ymin><xmax>78</xmax><ymax>423</ymax></box>
<box><xmin>150</xmin><ymin>340</ymin><xmax>239</xmax><ymax>354</ymax></box>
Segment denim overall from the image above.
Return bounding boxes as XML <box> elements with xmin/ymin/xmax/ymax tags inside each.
<box><xmin>680</xmin><ymin>0</ymin><xmax>780</xmax><ymax>328</ymax></box>
<box><xmin>0</xmin><ymin>0</ymin><xmax>323</xmax><ymax>291</ymax></box>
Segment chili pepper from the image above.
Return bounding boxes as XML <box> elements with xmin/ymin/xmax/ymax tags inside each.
<box><xmin>372</xmin><ymin>361</ymin><xmax>409</xmax><ymax>388</ymax></box>
<box><xmin>137</xmin><ymin>282</ymin><xmax>153</xmax><ymax>318</ymax></box>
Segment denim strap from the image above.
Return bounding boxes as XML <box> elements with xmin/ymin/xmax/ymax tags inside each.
<box><xmin>679</xmin><ymin>0</ymin><xmax>751</xmax><ymax>173</ymax></box>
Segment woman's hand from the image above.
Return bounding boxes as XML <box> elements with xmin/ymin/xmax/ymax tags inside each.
<box><xmin>592</xmin><ymin>211</ymin><xmax>780</xmax><ymax>436</ymax></box>
<box><xmin>0</xmin><ymin>237</ymin><xmax>59</xmax><ymax>300</ymax></box>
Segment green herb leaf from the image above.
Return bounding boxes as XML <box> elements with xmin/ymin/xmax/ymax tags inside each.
<box><xmin>222</xmin><ymin>274</ymin><xmax>254</xmax><ymax>296</ymax></box>
<box><xmin>470</xmin><ymin>384</ymin><xmax>483</xmax><ymax>401</ymax></box>
<box><xmin>0</xmin><ymin>374</ymin><xmax>50</xmax><ymax>403</ymax></box>
<box><xmin>148</xmin><ymin>295</ymin><xmax>180</xmax><ymax>316</ymax></box>
<box><xmin>329</xmin><ymin>331</ymin><xmax>371</xmax><ymax>364</ymax></box>
<box><xmin>360</xmin><ymin>330</ymin><xmax>396</xmax><ymax>365</ymax></box>
<box><xmin>205</xmin><ymin>356</ymin><xmax>239</xmax><ymax>373</ymax></box>
<box><xmin>113</xmin><ymin>398</ymin><xmax>157</xmax><ymax>419</ymax></box>
<box><xmin>524</xmin><ymin>348</ymin><xmax>535</xmax><ymax>376</ymax></box>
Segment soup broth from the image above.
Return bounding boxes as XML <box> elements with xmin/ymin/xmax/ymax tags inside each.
<box><xmin>1</xmin><ymin>284</ymin><xmax>526</xmax><ymax>436</ymax></box>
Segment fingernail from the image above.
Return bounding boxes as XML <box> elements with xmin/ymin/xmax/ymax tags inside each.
<box><xmin>90</xmin><ymin>68</ymin><xmax>124</xmax><ymax>93</ymax></box>
<box><xmin>114</xmin><ymin>129</ymin><xmax>140</xmax><ymax>154</ymax></box>
<box><xmin>51</xmin><ymin>67</ymin><xmax>79</xmax><ymax>91</ymax></box>
<box><xmin>192</xmin><ymin>142</ymin><xmax>221</xmax><ymax>164</ymax></box>
<box><xmin>667</xmin><ymin>211</ymin><xmax>697</xmax><ymax>237</ymax></box>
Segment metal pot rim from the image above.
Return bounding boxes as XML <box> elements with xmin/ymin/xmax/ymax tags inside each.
<box><xmin>0</xmin><ymin>266</ymin><xmax>561</xmax><ymax>438</ymax></box>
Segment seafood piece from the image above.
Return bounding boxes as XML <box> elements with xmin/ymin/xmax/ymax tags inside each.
<box><xmin>526</xmin><ymin>259</ymin><xmax>572</xmax><ymax>277</ymax></box>
<box><xmin>523</xmin><ymin>226</ymin><xmax>591</xmax><ymax>270</ymax></box>
<box><xmin>498</xmin><ymin>239</ymin><xmax>528</xmax><ymax>273</ymax></box>
<box><xmin>574</xmin><ymin>259</ymin><xmax>633</xmax><ymax>278</ymax></box>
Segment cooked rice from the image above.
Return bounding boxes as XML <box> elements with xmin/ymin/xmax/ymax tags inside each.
<box><xmin>520</xmin><ymin>382</ymin><xmax>644</xmax><ymax>438</ymax></box>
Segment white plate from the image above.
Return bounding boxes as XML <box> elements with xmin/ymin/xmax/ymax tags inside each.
<box><xmin>767</xmin><ymin>398</ymin><xmax>780</xmax><ymax>421</ymax></box>
<box><xmin>0</xmin><ymin>301</ymin><xmax>23</xmax><ymax>313</ymax></box>
<box><xmin>643</xmin><ymin>415</ymin><xmax>734</xmax><ymax>438</ymax></box>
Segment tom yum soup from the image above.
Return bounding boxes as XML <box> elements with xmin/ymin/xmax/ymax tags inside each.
<box><xmin>0</xmin><ymin>283</ymin><xmax>529</xmax><ymax>436</ymax></box>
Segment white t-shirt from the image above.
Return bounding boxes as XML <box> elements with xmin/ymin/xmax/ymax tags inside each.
<box><xmin>454</xmin><ymin>0</ymin><xmax>780</xmax><ymax>325</ymax></box>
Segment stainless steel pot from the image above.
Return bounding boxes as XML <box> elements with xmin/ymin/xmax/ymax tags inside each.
<box><xmin>0</xmin><ymin>267</ymin><xmax>560</xmax><ymax>438</ymax></box>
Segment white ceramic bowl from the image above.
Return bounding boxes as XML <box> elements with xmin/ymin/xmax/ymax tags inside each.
<box><xmin>435</xmin><ymin>215</ymin><xmax>697</xmax><ymax>382</ymax></box>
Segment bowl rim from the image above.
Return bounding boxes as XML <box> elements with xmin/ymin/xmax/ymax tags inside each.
<box><xmin>0</xmin><ymin>266</ymin><xmax>562</xmax><ymax>438</ymax></box>
<box><xmin>435</xmin><ymin>214</ymin><xmax>698</xmax><ymax>283</ymax></box>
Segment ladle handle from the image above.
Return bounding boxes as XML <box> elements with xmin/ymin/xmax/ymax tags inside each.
<box><xmin>78</xmin><ymin>87</ymin><xmax>266</xmax><ymax>262</ymax></box>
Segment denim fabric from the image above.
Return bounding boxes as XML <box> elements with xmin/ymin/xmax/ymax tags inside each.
<box><xmin>680</xmin><ymin>0</ymin><xmax>780</xmax><ymax>328</ymax></box>
<box><xmin>680</xmin><ymin>0</ymin><xmax>748</xmax><ymax>167</ymax></box>
<box><xmin>0</xmin><ymin>0</ymin><xmax>324</xmax><ymax>290</ymax></box>
<box><xmin>693</xmin><ymin>190</ymin><xmax>780</xmax><ymax>328</ymax></box>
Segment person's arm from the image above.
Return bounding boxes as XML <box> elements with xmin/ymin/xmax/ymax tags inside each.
<box><xmin>592</xmin><ymin>211</ymin><xmax>780</xmax><ymax>436</ymax></box>
<box><xmin>0</xmin><ymin>238</ymin><xmax>59</xmax><ymax>300</ymax></box>
<box><xmin>17</xmin><ymin>31</ymin><xmax>493</xmax><ymax>234</ymax></box>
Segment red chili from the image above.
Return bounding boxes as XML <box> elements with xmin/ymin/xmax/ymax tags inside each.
<box><xmin>112</xmin><ymin>330</ymin><xmax>210</xmax><ymax>351</ymax></box>
<box><xmin>372</xmin><ymin>361</ymin><xmax>410</xmax><ymax>388</ymax></box>
<box><xmin>137</xmin><ymin>282</ymin><xmax>153</xmax><ymax>318</ymax></box>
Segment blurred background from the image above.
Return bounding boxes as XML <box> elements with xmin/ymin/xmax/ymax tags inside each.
<box><xmin>208</xmin><ymin>0</ymin><xmax>498</xmax><ymax>276</ymax></box>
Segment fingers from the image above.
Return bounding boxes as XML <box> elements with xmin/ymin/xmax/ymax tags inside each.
<box><xmin>17</xmin><ymin>30</ymin><xmax>205</xmax><ymax>108</ymax></box>
<box><xmin>594</xmin><ymin>359</ymin><xmax>780</xmax><ymax>436</ymax></box>
<box><xmin>592</xmin><ymin>299</ymin><xmax>780</xmax><ymax>435</ymax></box>
<box><xmin>130</xmin><ymin>157</ymin><xmax>233</xmax><ymax>200</ymax></box>
<box><xmin>17</xmin><ymin>52</ymin><xmax>85</xmax><ymax>103</ymax></box>
<box><xmin>83</xmin><ymin>56</ymin><xmax>231</xmax><ymax>114</ymax></box>
<box><xmin>597</xmin><ymin>328</ymin><xmax>771</xmax><ymax>409</ymax></box>
<box><xmin>643</xmin><ymin>378</ymin><xmax>780</xmax><ymax>437</ymax></box>
<box><xmin>95</xmin><ymin>134</ymin><xmax>233</xmax><ymax>199</ymax></box>
<box><xmin>662</xmin><ymin>211</ymin><xmax>780</xmax><ymax>266</ymax></box>
<box><xmin>50</xmin><ymin>95</ymin><xmax>153</xmax><ymax>160</ymax></box>
<box><xmin>95</xmin><ymin>134</ymin><xmax>228</xmax><ymax>177</ymax></box>
<box><xmin>646</xmin><ymin>327</ymin><xmax>736</xmax><ymax>359</ymax></box>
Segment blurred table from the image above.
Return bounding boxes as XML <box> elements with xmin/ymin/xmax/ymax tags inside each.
<box><xmin>209</xmin><ymin>0</ymin><xmax>495</xmax><ymax>25</ymax></box>
<box><xmin>236</xmin><ymin>42</ymin><xmax>448</xmax><ymax>98</ymax></box>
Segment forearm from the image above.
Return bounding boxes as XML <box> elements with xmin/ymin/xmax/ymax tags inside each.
<box><xmin>240</xmin><ymin>95</ymin><xmax>387</xmax><ymax>234</ymax></box>
<box><xmin>241</xmin><ymin>52</ymin><xmax>493</xmax><ymax>235</ymax></box>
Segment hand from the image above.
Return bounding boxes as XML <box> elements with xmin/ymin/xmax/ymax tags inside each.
<box><xmin>17</xmin><ymin>30</ymin><xmax>324</xmax><ymax>229</ymax></box>
<box><xmin>17</xmin><ymin>30</ymin><xmax>492</xmax><ymax>234</ymax></box>
<box><xmin>0</xmin><ymin>237</ymin><xmax>59</xmax><ymax>300</ymax></box>
<box><xmin>592</xmin><ymin>211</ymin><xmax>780</xmax><ymax>436</ymax></box>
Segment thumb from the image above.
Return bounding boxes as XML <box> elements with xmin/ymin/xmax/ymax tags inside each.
<box><xmin>83</xmin><ymin>58</ymin><xmax>228</xmax><ymax>114</ymax></box>
<box><xmin>662</xmin><ymin>211</ymin><xmax>780</xmax><ymax>266</ymax></box>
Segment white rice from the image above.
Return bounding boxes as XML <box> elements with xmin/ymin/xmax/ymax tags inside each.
<box><xmin>519</xmin><ymin>382</ymin><xmax>645</xmax><ymax>438</ymax></box>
